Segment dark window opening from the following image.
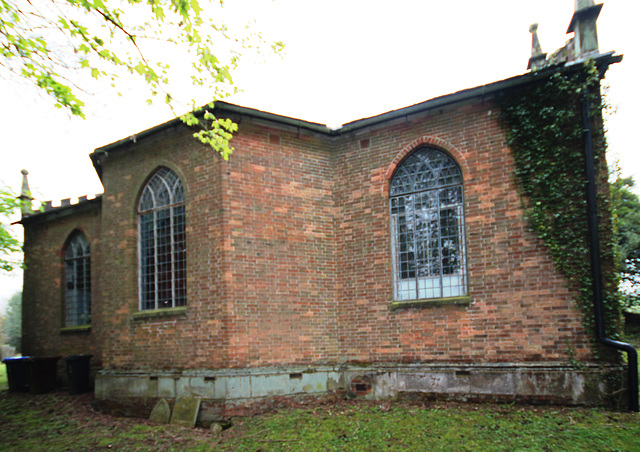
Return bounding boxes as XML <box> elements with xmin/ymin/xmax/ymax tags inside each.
<box><xmin>64</xmin><ymin>232</ymin><xmax>91</xmax><ymax>326</ymax></box>
<box><xmin>138</xmin><ymin>167</ymin><xmax>187</xmax><ymax>310</ymax></box>
<box><xmin>390</xmin><ymin>147</ymin><xmax>468</xmax><ymax>301</ymax></box>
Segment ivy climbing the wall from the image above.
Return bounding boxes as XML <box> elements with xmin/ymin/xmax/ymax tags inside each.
<box><xmin>499</xmin><ymin>61</ymin><xmax>622</xmax><ymax>362</ymax></box>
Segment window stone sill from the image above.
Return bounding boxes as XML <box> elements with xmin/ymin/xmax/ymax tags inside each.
<box><xmin>60</xmin><ymin>325</ymin><xmax>91</xmax><ymax>334</ymax></box>
<box><xmin>132</xmin><ymin>307</ymin><xmax>187</xmax><ymax>322</ymax></box>
<box><xmin>390</xmin><ymin>296</ymin><xmax>471</xmax><ymax>311</ymax></box>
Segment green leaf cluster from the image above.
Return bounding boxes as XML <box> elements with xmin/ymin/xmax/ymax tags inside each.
<box><xmin>182</xmin><ymin>103</ymin><xmax>238</xmax><ymax>160</ymax></box>
<box><xmin>611</xmin><ymin>177</ymin><xmax>640</xmax><ymax>310</ymax></box>
<box><xmin>499</xmin><ymin>61</ymin><xmax>622</xmax><ymax>358</ymax></box>
<box><xmin>0</xmin><ymin>188</ymin><xmax>21</xmax><ymax>273</ymax></box>
<box><xmin>0</xmin><ymin>0</ymin><xmax>283</xmax><ymax>158</ymax></box>
<box><xmin>2</xmin><ymin>291</ymin><xmax>21</xmax><ymax>351</ymax></box>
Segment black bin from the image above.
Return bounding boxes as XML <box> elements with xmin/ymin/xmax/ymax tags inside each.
<box><xmin>27</xmin><ymin>356</ymin><xmax>60</xmax><ymax>394</ymax></box>
<box><xmin>2</xmin><ymin>356</ymin><xmax>31</xmax><ymax>392</ymax></box>
<box><xmin>64</xmin><ymin>355</ymin><xmax>93</xmax><ymax>394</ymax></box>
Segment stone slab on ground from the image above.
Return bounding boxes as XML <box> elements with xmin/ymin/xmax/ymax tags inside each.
<box><xmin>170</xmin><ymin>397</ymin><xmax>201</xmax><ymax>428</ymax></box>
<box><xmin>149</xmin><ymin>398</ymin><xmax>171</xmax><ymax>424</ymax></box>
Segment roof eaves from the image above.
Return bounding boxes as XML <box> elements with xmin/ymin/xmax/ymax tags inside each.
<box><xmin>91</xmin><ymin>102</ymin><xmax>332</xmax><ymax>156</ymax></box>
<box><xmin>89</xmin><ymin>102</ymin><xmax>334</xmax><ymax>179</ymax></box>
<box><xmin>339</xmin><ymin>52</ymin><xmax>621</xmax><ymax>134</ymax></box>
<box><xmin>337</xmin><ymin>52</ymin><xmax>622</xmax><ymax>134</ymax></box>
<box><xmin>88</xmin><ymin>52</ymin><xmax>621</xmax><ymax>177</ymax></box>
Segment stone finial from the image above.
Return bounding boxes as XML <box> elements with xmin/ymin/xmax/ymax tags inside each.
<box><xmin>18</xmin><ymin>169</ymin><xmax>33</xmax><ymax>217</ymax></box>
<box><xmin>527</xmin><ymin>23</ymin><xmax>548</xmax><ymax>70</ymax></box>
<box><xmin>530</xmin><ymin>24</ymin><xmax>543</xmax><ymax>55</ymax></box>
<box><xmin>567</xmin><ymin>0</ymin><xmax>603</xmax><ymax>59</ymax></box>
<box><xmin>575</xmin><ymin>0</ymin><xmax>596</xmax><ymax>10</ymax></box>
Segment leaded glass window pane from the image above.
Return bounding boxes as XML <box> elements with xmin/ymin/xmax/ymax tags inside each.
<box><xmin>138</xmin><ymin>167</ymin><xmax>187</xmax><ymax>310</ymax></box>
<box><xmin>390</xmin><ymin>148</ymin><xmax>463</xmax><ymax>196</ymax></box>
<box><xmin>390</xmin><ymin>148</ymin><xmax>467</xmax><ymax>301</ymax></box>
<box><xmin>64</xmin><ymin>232</ymin><xmax>91</xmax><ymax>326</ymax></box>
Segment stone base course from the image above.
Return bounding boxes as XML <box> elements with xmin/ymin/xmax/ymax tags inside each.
<box><xmin>95</xmin><ymin>362</ymin><xmax>624</xmax><ymax>421</ymax></box>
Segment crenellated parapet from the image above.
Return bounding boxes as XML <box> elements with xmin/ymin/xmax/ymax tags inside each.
<box><xmin>40</xmin><ymin>194</ymin><xmax>102</xmax><ymax>212</ymax></box>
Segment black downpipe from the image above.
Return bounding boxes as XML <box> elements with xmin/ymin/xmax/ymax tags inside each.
<box><xmin>582</xmin><ymin>84</ymin><xmax>639</xmax><ymax>412</ymax></box>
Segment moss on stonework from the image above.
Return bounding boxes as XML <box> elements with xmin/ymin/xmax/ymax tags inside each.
<box><xmin>131</xmin><ymin>306</ymin><xmax>187</xmax><ymax>321</ymax></box>
<box><xmin>60</xmin><ymin>325</ymin><xmax>91</xmax><ymax>334</ymax></box>
<box><xmin>390</xmin><ymin>296</ymin><xmax>471</xmax><ymax>311</ymax></box>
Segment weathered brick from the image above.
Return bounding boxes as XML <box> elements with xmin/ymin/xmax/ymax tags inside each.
<box><xmin>21</xmin><ymin>96</ymin><xmax>597</xmax><ymax>388</ymax></box>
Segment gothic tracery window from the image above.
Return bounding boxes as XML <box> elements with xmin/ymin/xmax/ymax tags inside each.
<box><xmin>138</xmin><ymin>167</ymin><xmax>186</xmax><ymax>310</ymax></box>
<box><xmin>64</xmin><ymin>231</ymin><xmax>91</xmax><ymax>326</ymax></box>
<box><xmin>390</xmin><ymin>147</ymin><xmax>468</xmax><ymax>301</ymax></box>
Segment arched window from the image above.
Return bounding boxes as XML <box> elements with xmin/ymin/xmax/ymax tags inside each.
<box><xmin>389</xmin><ymin>147</ymin><xmax>467</xmax><ymax>301</ymax></box>
<box><xmin>64</xmin><ymin>231</ymin><xmax>91</xmax><ymax>326</ymax></box>
<box><xmin>138</xmin><ymin>167</ymin><xmax>186</xmax><ymax>310</ymax></box>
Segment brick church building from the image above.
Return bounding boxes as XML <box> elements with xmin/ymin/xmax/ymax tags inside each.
<box><xmin>18</xmin><ymin>1</ymin><xmax>634</xmax><ymax>417</ymax></box>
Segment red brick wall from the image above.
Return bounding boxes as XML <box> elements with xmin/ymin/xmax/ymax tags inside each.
<box><xmin>98</xmin><ymin>119</ymin><xmax>340</xmax><ymax>370</ymax></box>
<box><xmin>98</xmin><ymin>123</ymin><xmax>227</xmax><ymax>370</ymax></box>
<box><xmin>22</xmin><ymin>202</ymin><xmax>103</xmax><ymax>365</ymax></box>
<box><xmin>333</xmin><ymin>100</ymin><xmax>590</xmax><ymax>364</ymax></box>
<box><xmin>221</xmin><ymin>124</ymin><xmax>339</xmax><ymax>367</ymax></box>
<box><xmin>26</xmin><ymin>96</ymin><xmax>596</xmax><ymax>373</ymax></box>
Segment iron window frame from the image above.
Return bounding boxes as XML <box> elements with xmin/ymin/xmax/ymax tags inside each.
<box><xmin>389</xmin><ymin>147</ymin><xmax>469</xmax><ymax>302</ymax></box>
<box><xmin>137</xmin><ymin>167</ymin><xmax>187</xmax><ymax>311</ymax></box>
<box><xmin>63</xmin><ymin>231</ymin><xmax>91</xmax><ymax>326</ymax></box>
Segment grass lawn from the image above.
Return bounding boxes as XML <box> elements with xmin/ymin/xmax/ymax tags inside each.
<box><xmin>0</xmin><ymin>389</ymin><xmax>638</xmax><ymax>451</ymax></box>
<box><xmin>0</xmin><ymin>362</ymin><xmax>7</xmax><ymax>389</ymax></box>
<box><xmin>2</xmin><ymin>334</ymin><xmax>639</xmax><ymax>452</ymax></box>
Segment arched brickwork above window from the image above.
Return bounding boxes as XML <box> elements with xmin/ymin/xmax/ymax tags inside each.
<box><xmin>385</xmin><ymin>136</ymin><xmax>468</xmax><ymax>184</ymax></box>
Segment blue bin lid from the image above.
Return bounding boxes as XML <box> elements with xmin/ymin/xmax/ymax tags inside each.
<box><xmin>2</xmin><ymin>356</ymin><xmax>31</xmax><ymax>362</ymax></box>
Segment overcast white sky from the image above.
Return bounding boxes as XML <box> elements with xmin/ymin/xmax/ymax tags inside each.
<box><xmin>1</xmin><ymin>0</ymin><xmax>638</xmax><ymax>308</ymax></box>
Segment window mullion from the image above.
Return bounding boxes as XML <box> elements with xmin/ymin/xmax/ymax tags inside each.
<box><xmin>458</xmin><ymin>202</ymin><xmax>467</xmax><ymax>292</ymax></box>
<box><xmin>72</xmin><ymin>257</ymin><xmax>78</xmax><ymax>325</ymax></box>
<box><xmin>437</xmin><ymin>189</ymin><xmax>444</xmax><ymax>298</ymax></box>
<box><xmin>410</xmin><ymin>194</ymin><xmax>420</xmax><ymax>300</ymax></box>
<box><xmin>153</xmin><ymin>209</ymin><xmax>159</xmax><ymax>310</ymax></box>
<box><xmin>390</xmin><ymin>213</ymin><xmax>399</xmax><ymax>300</ymax></box>
<box><xmin>84</xmin><ymin>255</ymin><xmax>90</xmax><ymax>324</ymax></box>
<box><xmin>170</xmin><ymin>206</ymin><xmax>176</xmax><ymax>308</ymax></box>
<box><xmin>138</xmin><ymin>216</ymin><xmax>142</xmax><ymax>310</ymax></box>
<box><xmin>76</xmin><ymin>257</ymin><xmax>81</xmax><ymax>324</ymax></box>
